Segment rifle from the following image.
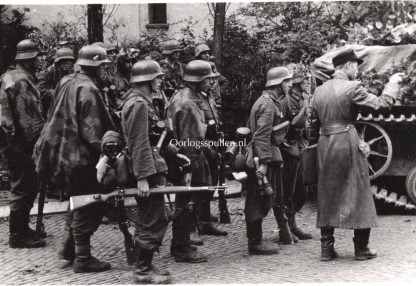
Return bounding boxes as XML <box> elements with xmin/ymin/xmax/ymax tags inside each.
<box><xmin>217</xmin><ymin>130</ymin><xmax>231</xmax><ymax>224</ymax></box>
<box><xmin>35</xmin><ymin>182</ymin><xmax>46</xmax><ymax>241</ymax></box>
<box><xmin>70</xmin><ymin>185</ymin><xmax>227</xmax><ymax>211</ymax></box>
<box><xmin>113</xmin><ymin>196</ymin><xmax>136</xmax><ymax>265</ymax></box>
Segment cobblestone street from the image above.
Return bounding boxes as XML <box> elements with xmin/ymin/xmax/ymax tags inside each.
<box><xmin>0</xmin><ymin>197</ymin><xmax>416</xmax><ymax>284</ymax></box>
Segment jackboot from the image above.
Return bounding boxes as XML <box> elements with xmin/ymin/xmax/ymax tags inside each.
<box><xmin>170</xmin><ymin>243</ymin><xmax>197</xmax><ymax>256</ymax></box>
<box><xmin>353</xmin><ymin>228</ymin><xmax>377</xmax><ymax>261</ymax></box>
<box><xmin>57</xmin><ymin>219</ymin><xmax>75</xmax><ymax>261</ymax></box>
<box><xmin>320</xmin><ymin>227</ymin><xmax>338</xmax><ymax>261</ymax></box>
<box><xmin>198</xmin><ymin>222</ymin><xmax>228</xmax><ymax>236</ymax></box>
<box><xmin>288</xmin><ymin>213</ymin><xmax>312</xmax><ymax>240</ymax></box>
<box><xmin>133</xmin><ymin>247</ymin><xmax>171</xmax><ymax>284</ymax></box>
<box><xmin>273</xmin><ymin>207</ymin><xmax>294</xmax><ymax>244</ymax></box>
<box><xmin>73</xmin><ymin>242</ymin><xmax>111</xmax><ymax>273</ymax></box>
<box><xmin>172</xmin><ymin>245</ymin><xmax>208</xmax><ymax>263</ymax></box>
<box><xmin>9</xmin><ymin>209</ymin><xmax>46</xmax><ymax>249</ymax></box>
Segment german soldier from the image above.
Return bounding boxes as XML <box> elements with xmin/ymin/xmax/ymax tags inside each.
<box><xmin>194</xmin><ymin>44</ymin><xmax>229</xmax><ymax>112</ymax></box>
<box><xmin>167</xmin><ymin>60</ymin><xmax>230</xmax><ymax>262</ymax></box>
<box><xmin>0</xmin><ymin>39</ymin><xmax>46</xmax><ymax>248</ymax></box>
<box><xmin>278</xmin><ymin>65</ymin><xmax>313</xmax><ymax>241</ymax></box>
<box><xmin>33</xmin><ymin>45</ymin><xmax>115</xmax><ymax>272</ymax></box>
<box><xmin>119</xmin><ymin>60</ymin><xmax>187</xmax><ymax>283</ymax></box>
<box><xmin>310</xmin><ymin>49</ymin><xmax>403</xmax><ymax>261</ymax></box>
<box><xmin>245</xmin><ymin>67</ymin><xmax>293</xmax><ymax>254</ymax></box>
<box><xmin>160</xmin><ymin>40</ymin><xmax>185</xmax><ymax>99</ymax></box>
<box><xmin>37</xmin><ymin>47</ymin><xmax>75</xmax><ymax>117</ymax></box>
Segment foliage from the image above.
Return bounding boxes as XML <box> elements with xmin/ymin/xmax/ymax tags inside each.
<box><xmin>0</xmin><ymin>6</ymin><xmax>37</xmax><ymax>73</ymax></box>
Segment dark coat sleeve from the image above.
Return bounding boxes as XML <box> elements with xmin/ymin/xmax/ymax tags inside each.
<box><xmin>123</xmin><ymin>100</ymin><xmax>157</xmax><ymax>180</ymax></box>
<box><xmin>37</xmin><ymin>67</ymin><xmax>54</xmax><ymax>102</ymax></box>
<box><xmin>10</xmin><ymin>79</ymin><xmax>45</xmax><ymax>147</ymax></box>
<box><xmin>352</xmin><ymin>81</ymin><xmax>397</xmax><ymax>109</ymax></box>
<box><xmin>78</xmin><ymin>86</ymin><xmax>115</xmax><ymax>158</ymax></box>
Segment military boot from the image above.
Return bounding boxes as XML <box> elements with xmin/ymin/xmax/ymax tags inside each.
<box><xmin>9</xmin><ymin>210</ymin><xmax>46</xmax><ymax>249</ymax></box>
<box><xmin>73</xmin><ymin>243</ymin><xmax>111</xmax><ymax>273</ymax></box>
<box><xmin>172</xmin><ymin>245</ymin><xmax>208</xmax><ymax>263</ymax></box>
<box><xmin>198</xmin><ymin>222</ymin><xmax>228</xmax><ymax>236</ymax></box>
<box><xmin>248</xmin><ymin>241</ymin><xmax>279</xmax><ymax>255</ymax></box>
<box><xmin>57</xmin><ymin>221</ymin><xmax>75</xmax><ymax>261</ymax></box>
<box><xmin>320</xmin><ymin>227</ymin><xmax>338</xmax><ymax>261</ymax></box>
<box><xmin>353</xmin><ymin>229</ymin><xmax>377</xmax><ymax>261</ymax></box>
<box><xmin>133</xmin><ymin>248</ymin><xmax>171</xmax><ymax>284</ymax></box>
<box><xmin>289</xmin><ymin>213</ymin><xmax>312</xmax><ymax>240</ymax></box>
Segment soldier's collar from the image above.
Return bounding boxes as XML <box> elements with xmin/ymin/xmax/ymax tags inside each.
<box><xmin>16</xmin><ymin>64</ymin><xmax>37</xmax><ymax>82</ymax></box>
<box><xmin>333</xmin><ymin>70</ymin><xmax>349</xmax><ymax>80</ymax></box>
<box><xmin>131</xmin><ymin>87</ymin><xmax>153</xmax><ymax>104</ymax></box>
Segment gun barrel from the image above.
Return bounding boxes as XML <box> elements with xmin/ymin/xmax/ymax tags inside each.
<box><xmin>70</xmin><ymin>185</ymin><xmax>227</xmax><ymax>211</ymax></box>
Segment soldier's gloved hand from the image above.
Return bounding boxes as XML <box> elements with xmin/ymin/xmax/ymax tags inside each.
<box><xmin>389</xmin><ymin>72</ymin><xmax>405</xmax><ymax>84</ymax></box>
<box><xmin>176</xmin><ymin>153</ymin><xmax>191</xmax><ymax>166</ymax></box>
<box><xmin>256</xmin><ymin>164</ymin><xmax>268</xmax><ymax>180</ymax></box>
<box><xmin>137</xmin><ymin>179</ymin><xmax>150</xmax><ymax>197</ymax></box>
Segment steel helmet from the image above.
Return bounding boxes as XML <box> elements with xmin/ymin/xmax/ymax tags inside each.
<box><xmin>265</xmin><ymin>67</ymin><xmax>293</xmax><ymax>87</ymax></box>
<box><xmin>76</xmin><ymin>45</ymin><xmax>111</xmax><ymax>67</ymax></box>
<box><xmin>15</xmin><ymin>39</ymin><xmax>40</xmax><ymax>61</ymax></box>
<box><xmin>54</xmin><ymin>48</ymin><xmax>75</xmax><ymax>63</ymax></box>
<box><xmin>183</xmin><ymin>60</ymin><xmax>217</xmax><ymax>82</ymax></box>
<box><xmin>106</xmin><ymin>43</ymin><xmax>118</xmax><ymax>53</ymax></box>
<box><xmin>194</xmin><ymin>44</ymin><xmax>210</xmax><ymax>58</ymax></box>
<box><xmin>130</xmin><ymin>60</ymin><xmax>164</xmax><ymax>83</ymax></box>
<box><xmin>91</xmin><ymin>42</ymin><xmax>106</xmax><ymax>49</ymax></box>
<box><xmin>161</xmin><ymin>40</ymin><xmax>183</xmax><ymax>55</ymax></box>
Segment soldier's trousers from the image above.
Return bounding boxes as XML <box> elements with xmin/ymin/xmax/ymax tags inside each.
<box><xmin>8</xmin><ymin>155</ymin><xmax>39</xmax><ymax>212</ymax></box>
<box><xmin>67</xmin><ymin>166</ymin><xmax>106</xmax><ymax>245</ymax></box>
<box><xmin>171</xmin><ymin>192</ymin><xmax>194</xmax><ymax>248</ymax></box>
<box><xmin>281</xmin><ymin>151</ymin><xmax>307</xmax><ymax>215</ymax></box>
<box><xmin>134</xmin><ymin>174</ymin><xmax>169</xmax><ymax>250</ymax></box>
<box><xmin>244</xmin><ymin>167</ymin><xmax>275</xmax><ymax>244</ymax></box>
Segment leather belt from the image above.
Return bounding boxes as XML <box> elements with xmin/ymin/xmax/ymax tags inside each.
<box><xmin>320</xmin><ymin>122</ymin><xmax>354</xmax><ymax>135</ymax></box>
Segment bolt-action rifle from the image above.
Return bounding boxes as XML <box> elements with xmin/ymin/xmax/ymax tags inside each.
<box><xmin>70</xmin><ymin>185</ymin><xmax>227</xmax><ymax>212</ymax></box>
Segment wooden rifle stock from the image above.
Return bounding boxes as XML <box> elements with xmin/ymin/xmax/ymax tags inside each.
<box><xmin>70</xmin><ymin>185</ymin><xmax>227</xmax><ymax>211</ymax></box>
<box><xmin>272</xmin><ymin>120</ymin><xmax>290</xmax><ymax>132</ymax></box>
<box><xmin>35</xmin><ymin>182</ymin><xmax>46</xmax><ymax>241</ymax></box>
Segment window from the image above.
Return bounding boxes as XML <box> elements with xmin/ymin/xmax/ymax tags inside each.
<box><xmin>146</xmin><ymin>4</ymin><xmax>169</xmax><ymax>29</ymax></box>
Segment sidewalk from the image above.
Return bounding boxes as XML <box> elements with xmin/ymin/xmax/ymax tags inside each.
<box><xmin>0</xmin><ymin>197</ymin><xmax>416</xmax><ymax>284</ymax></box>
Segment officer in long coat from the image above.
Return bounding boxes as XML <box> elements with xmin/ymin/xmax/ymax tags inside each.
<box><xmin>245</xmin><ymin>67</ymin><xmax>293</xmax><ymax>254</ymax></box>
<box><xmin>0</xmin><ymin>39</ymin><xmax>46</xmax><ymax>248</ymax></box>
<box><xmin>310</xmin><ymin>49</ymin><xmax>403</xmax><ymax>261</ymax></box>
<box><xmin>33</xmin><ymin>45</ymin><xmax>115</xmax><ymax>272</ymax></box>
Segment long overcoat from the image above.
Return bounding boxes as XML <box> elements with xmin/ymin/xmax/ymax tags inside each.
<box><xmin>312</xmin><ymin>71</ymin><xmax>399</xmax><ymax>229</ymax></box>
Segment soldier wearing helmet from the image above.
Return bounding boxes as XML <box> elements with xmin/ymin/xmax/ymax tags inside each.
<box><xmin>118</xmin><ymin>60</ymin><xmax>189</xmax><ymax>284</ymax></box>
<box><xmin>37</xmin><ymin>48</ymin><xmax>75</xmax><ymax>117</ymax></box>
<box><xmin>194</xmin><ymin>43</ymin><xmax>229</xmax><ymax>122</ymax></box>
<box><xmin>244</xmin><ymin>66</ymin><xmax>295</xmax><ymax>255</ymax></box>
<box><xmin>0</xmin><ymin>39</ymin><xmax>46</xmax><ymax>249</ymax></box>
<box><xmin>277</xmin><ymin>64</ymin><xmax>314</xmax><ymax>242</ymax></box>
<box><xmin>166</xmin><ymin>60</ymin><xmax>228</xmax><ymax>263</ymax></box>
<box><xmin>160</xmin><ymin>39</ymin><xmax>186</xmax><ymax>99</ymax></box>
<box><xmin>92</xmin><ymin>42</ymin><xmax>129</xmax><ymax>120</ymax></box>
<box><xmin>33</xmin><ymin>45</ymin><xmax>115</xmax><ymax>273</ymax></box>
